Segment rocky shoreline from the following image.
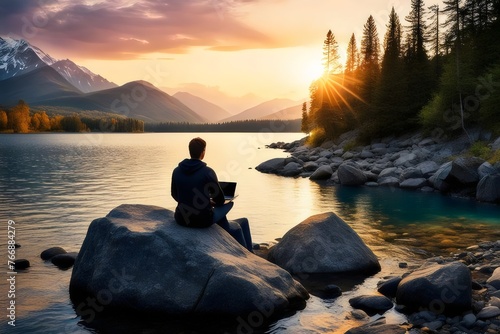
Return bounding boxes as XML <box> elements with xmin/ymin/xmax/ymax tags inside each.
<box><xmin>258</xmin><ymin>130</ymin><xmax>500</xmax><ymax>204</ymax></box>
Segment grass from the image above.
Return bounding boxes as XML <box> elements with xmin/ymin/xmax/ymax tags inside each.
<box><xmin>467</xmin><ymin>141</ymin><xmax>500</xmax><ymax>164</ymax></box>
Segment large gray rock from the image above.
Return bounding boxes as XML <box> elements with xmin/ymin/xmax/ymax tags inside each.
<box><xmin>449</xmin><ymin>157</ymin><xmax>484</xmax><ymax>185</ymax></box>
<box><xmin>478</xmin><ymin>161</ymin><xmax>497</xmax><ymax>179</ymax></box>
<box><xmin>429</xmin><ymin>162</ymin><xmax>452</xmax><ymax>192</ymax></box>
<box><xmin>255</xmin><ymin>158</ymin><xmax>286</xmax><ymax>173</ymax></box>
<box><xmin>492</xmin><ymin>137</ymin><xmax>500</xmax><ymax>150</ymax></box>
<box><xmin>282</xmin><ymin>161</ymin><xmax>302</xmax><ymax>177</ymax></box>
<box><xmin>400</xmin><ymin>178</ymin><xmax>428</xmax><ymax>189</ymax></box>
<box><xmin>396</xmin><ymin>262</ymin><xmax>472</xmax><ymax>314</ymax></box>
<box><xmin>338</xmin><ymin>163</ymin><xmax>368</xmax><ymax>186</ymax></box>
<box><xmin>309</xmin><ymin>165</ymin><xmax>333</xmax><ymax>180</ymax></box>
<box><xmin>476</xmin><ymin>174</ymin><xmax>500</xmax><ymax>203</ymax></box>
<box><xmin>416</xmin><ymin>161</ymin><xmax>440</xmax><ymax>177</ymax></box>
<box><xmin>70</xmin><ymin>204</ymin><xmax>308</xmax><ymax>317</ymax></box>
<box><xmin>267</xmin><ymin>212</ymin><xmax>380</xmax><ymax>275</ymax></box>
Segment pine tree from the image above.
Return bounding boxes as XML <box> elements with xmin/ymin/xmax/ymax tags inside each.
<box><xmin>360</xmin><ymin>16</ymin><xmax>380</xmax><ymax>66</ymax></box>
<box><xmin>405</xmin><ymin>0</ymin><xmax>428</xmax><ymax>62</ymax></box>
<box><xmin>322</xmin><ymin>30</ymin><xmax>342</xmax><ymax>74</ymax></box>
<box><xmin>428</xmin><ymin>4</ymin><xmax>442</xmax><ymax>58</ymax></box>
<box><xmin>359</xmin><ymin>15</ymin><xmax>380</xmax><ymax>122</ymax></box>
<box><xmin>345</xmin><ymin>34</ymin><xmax>359</xmax><ymax>74</ymax></box>
<box><xmin>301</xmin><ymin>102</ymin><xmax>310</xmax><ymax>134</ymax></box>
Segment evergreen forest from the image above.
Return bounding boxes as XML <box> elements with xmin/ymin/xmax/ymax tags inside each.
<box><xmin>302</xmin><ymin>0</ymin><xmax>500</xmax><ymax>145</ymax></box>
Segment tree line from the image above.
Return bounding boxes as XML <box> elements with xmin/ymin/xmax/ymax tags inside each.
<box><xmin>303</xmin><ymin>0</ymin><xmax>500</xmax><ymax>144</ymax></box>
<box><xmin>146</xmin><ymin>119</ymin><xmax>301</xmax><ymax>132</ymax></box>
<box><xmin>0</xmin><ymin>101</ymin><xmax>144</xmax><ymax>133</ymax></box>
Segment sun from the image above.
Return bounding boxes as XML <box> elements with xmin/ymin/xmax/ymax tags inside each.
<box><xmin>303</xmin><ymin>61</ymin><xmax>325</xmax><ymax>83</ymax></box>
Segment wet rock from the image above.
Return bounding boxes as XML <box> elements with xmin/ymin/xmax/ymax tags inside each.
<box><xmin>350</xmin><ymin>309</ymin><xmax>369</xmax><ymax>320</ymax></box>
<box><xmin>345</xmin><ymin>318</ymin><xmax>407</xmax><ymax>334</ymax></box>
<box><xmin>40</xmin><ymin>247</ymin><xmax>67</xmax><ymax>260</ymax></box>
<box><xmin>282</xmin><ymin>161</ymin><xmax>302</xmax><ymax>177</ymax></box>
<box><xmin>378</xmin><ymin>176</ymin><xmax>400</xmax><ymax>187</ymax></box>
<box><xmin>303</xmin><ymin>161</ymin><xmax>319</xmax><ymax>172</ymax></box>
<box><xmin>51</xmin><ymin>252</ymin><xmax>78</xmax><ymax>269</ymax></box>
<box><xmin>449</xmin><ymin>157</ymin><xmax>485</xmax><ymax>185</ymax></box>
<box><xmin>476</xmin><ymin>174</ymin><xmax>500</xmax><ymax>203</ymax></box>
<box><xmin>349</xmin><ymin>295</ymin><xmax>394</xmax><ymax>315</ymax></box>
<box><xmin>377</xmin><ymin>276</ymin><xmax>402</xmax><ymax>298</ymax></box>
<box><xmin>477</xmin><ymin>306</ymin><xmax>500</xmax><ymax>319</ymax></box>
<box><xmin>429</xmin><ymin>162</ymin><xmax>452</xmax><ymax>192</ymax></box>
<box><xmin>396</xmin><ymin>262</ymin><xmax>472</xmax><ymax>314</ymax></box>
<box><xmin>400</xmin><ymin>178</ymin><xmax>428</xmax><ymax>189</ymax></box>
<box><xmin>309</xmin><ymin>165</ymin><xmax>333</xmax><ymax>181</ymax></box>
<box><xmin>338</xmin><ymin>163</ymin><xmax>367</xmax><ymax>186</ymax></box>
<box><xmin>268</xmin><ymin>212</ymin><xmax>380</xmax><ymax>275</ymax></box>
<box><xmin>14</xmin><ymin>259</ymin><xmax>30</xmax><ymax>270</ymax></box>
<box><xmin>487</xmin><ymin>267</ymin><xmax>500</xmax><ymax>289</ymax></box>
<box><xmin>462</xmin><ymin>313</ymin><xmax>477</xmax><ymax>328</ymax></box>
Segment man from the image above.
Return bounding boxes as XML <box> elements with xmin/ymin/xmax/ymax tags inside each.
<box><xmin>171</xmin><ymin>137</ymin><xmax>252</xmax><ymax>251</ymax></box>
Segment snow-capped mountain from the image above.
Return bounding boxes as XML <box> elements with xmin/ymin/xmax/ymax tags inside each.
<box><xmin>51</xmin><ymin>59</ymin><xmax>117</xmax><ymax>93</ymax></box>
<box><xmin>0</xmin><ymin>37</ymin><xmax>116</xmax><ymax>92</ymax></box>
<box><xmin>0</xmin><ymin>37</ymin><xmax>56</xmax><ymax>81</ymax></box>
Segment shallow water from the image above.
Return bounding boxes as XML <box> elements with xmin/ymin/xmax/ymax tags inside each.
<box><xmin>0</xmin><ymin>133</ymin><xmax>499</xmax><ymax>333</ymax></box>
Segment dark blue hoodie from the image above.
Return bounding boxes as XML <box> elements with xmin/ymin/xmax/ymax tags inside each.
<box><xmin>171</xmin><ymin>159</ymin><xmax>224</xmax><ymax>227</ymax></box>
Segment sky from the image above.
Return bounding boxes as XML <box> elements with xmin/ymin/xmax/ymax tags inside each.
<box><xmin>0</xmin><ymin>0</ymin><xmax>441</xmax><ymax>102</ymax></box>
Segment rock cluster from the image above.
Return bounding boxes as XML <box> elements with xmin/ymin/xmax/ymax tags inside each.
<box><xmin>69</xmin><ymin>204</ymin><xmax>309</xmax><ymax>319</ymax></box>
<box><xmin>346</xmin><ymin>240</ymin><xmax>500</xmax><ymax>334</ymax></box>
<box><xmin>260</xmin><ymin>131</ymin><xmax>500</xmax><ymax>203</ymax></box>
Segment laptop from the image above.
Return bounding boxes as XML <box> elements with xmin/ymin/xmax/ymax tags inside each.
<box><xmin>219</xmin><ymin>181</ymin><xmax>238</xmax><ymax>202</ymax></box>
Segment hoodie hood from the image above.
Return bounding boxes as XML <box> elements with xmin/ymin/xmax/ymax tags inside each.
<box><xmin>178</xmin><ymin>158</ymin><xmax>207</xmax><ymax>175</ymax></box>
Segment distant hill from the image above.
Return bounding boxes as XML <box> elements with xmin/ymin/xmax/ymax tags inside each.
<box><xmin>260</xmin><ymin>103</ymin><xmax>303</xmax><ymax>120</ymax></box>
<box><xmin>0</xmin><ymin>37</ymin><xmax>204</xmax><ymax>123</ymax></box>
<box><xmin>0</xmin><ymin>65</ymin><xmax>82</xmax><ymax>106</ymax></box>
<box><xmin>37</xmin><ymin>80</ymin><xmax>206</xmax><ymax>123</ymax></box>
<box><xmin>173</xmin><ymin>92</ymin><xmax>231</xmax><ymax>122</ymax></box>
<box><xmin>221</xmin><ymin>98</ymin><xmax>302</xmax><ymax>122</ymax></box>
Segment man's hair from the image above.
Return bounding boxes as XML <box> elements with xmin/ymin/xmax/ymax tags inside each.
<box><xmin>189</xmin><ymin>137</ymin><xmax>206</xmax><ymax>159</ymax></box>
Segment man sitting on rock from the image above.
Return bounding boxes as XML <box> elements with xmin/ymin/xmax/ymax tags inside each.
<box><xmin>171</xmin><ymin>137</ymin><xmax>253</xmax><ymax>251</ymax></box>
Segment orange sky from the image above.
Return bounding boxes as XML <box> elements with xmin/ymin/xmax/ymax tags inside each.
<box><xmin>1</xmin><ymin>0</ymin><xmax>440</xmax><ymax>100</ymax></box>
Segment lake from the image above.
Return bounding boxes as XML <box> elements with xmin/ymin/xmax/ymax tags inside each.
<box><xmin>1</xmin><ymin>132</ymin><xmax>499</xmax><ymax>333</ymax></box>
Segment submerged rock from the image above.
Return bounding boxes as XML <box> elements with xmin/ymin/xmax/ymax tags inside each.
<box><xmin>70</xmin><ymin>204</ymin><xmax>308</xmax><ymax>318</ymax></box>
<box><xmin>40</xmin><ymin>246</ymin><xmax>67</xmax><ymax>260</ymax></box>
<box><xmin>267</xmin><ymin>212</ymin><xmax>380</xmax><ymax>275</ymax></box>
<box><xmin>349</xmin><ymin>295</ymin><xmax>394</xmax><ymax>315</ymax></box>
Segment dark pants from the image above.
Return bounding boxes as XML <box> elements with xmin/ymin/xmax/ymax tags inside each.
<box><xmin>214</xmin><ymin>202</ymin><xmax>253</xmax><ymax>252</ymax></box>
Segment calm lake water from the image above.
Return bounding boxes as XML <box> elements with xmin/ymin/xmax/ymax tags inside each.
<box><xmin>0</xmin><ymin>133</ymin><xmax>499</xmax><ymax>333</ymax></box>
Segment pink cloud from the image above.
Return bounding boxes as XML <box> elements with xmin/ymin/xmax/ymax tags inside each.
<box><xmin>0</xmin><ymin>0</ymin><xmax>276</xmax><ymax>59</ymax></box>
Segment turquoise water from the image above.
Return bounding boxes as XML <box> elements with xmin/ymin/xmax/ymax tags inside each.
<box><xmin>0</xmin><ymin>133</ymin><xmax>499</xmax><ymax>333</ymax></box>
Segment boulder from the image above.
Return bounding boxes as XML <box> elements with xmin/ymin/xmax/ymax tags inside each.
<box><xmin>476</xmin><ymin>174</ymin><xmax>500</xmax><ymax>203</ymax></box>
<box><xmin>394</xmin><ymin>153</ymin><xmax>418</xmax><ymax>167</ymax></box>
<box><xmin>309</xmin><ymin>165</ymin><xmax>333</xmax><ymax>181</ymax></box>
<box><xmin>377</xmin><ymin>277</ymin><xmax>402</xmax><ymax>298</ymax></box>
<box><xmin>282</xmin><ymin>162</ymin><xmax>302</xmax><ymax>177</ymax></box>
<box><xmin>349</xmin><ymin>295</ymin><xmax>394</xmax><ymax>315</ymax></box>
<box><xmin>400</xmin><ymin>167</ymin><xmax>424</xmax><ymax>180</ymax></box>
<box><xmin>416</xmin><ymin>161</ymin><xmax>439</xmax><ymax>177</ymax></box>
<box><xmin>345</xmin><ymin>318</ymin><xmax>407</xmax><ymax>334</ymax></box>
<box><xmin>255</xmin><ymin>158</ymin><xmax>286</xmax><ymax>173</ymax></box>
<box><xmin>303</xmin><ymin>161</ymin><xmax>319</xmax><ymax>172</ymax></box>
<box><xmin>70</xmin><ymin>204</ymin><xmax>308</xmax><ymax>317</ymax></box>
<box><xmin>267</xmin><ymin>212</ymin><xmax>380</xmax><ymax>275</ymax></box>
<box><xmin>429</xmin><ymin>162</ymin><xmax>452</xmax><ymax>192</ymax></box>
<box><xmin>487</xmin><ymin>267</ymin><xmax>500</xmax><ymax>289</ymax></box>
<box><xmin>478</xmin><ymin>161</ymin><xmax>497</xmax><ymax>179</ymax></box>
<box><xmin>378</xmin><ymin>176</ymin><xmax>400</xmax><ymax>187</ymax></box>
<box><xmin>477</xmin><ymin>306</ymin><xmax>500</xmax><ymax>319</ymax></box>
<box><xmin>396</xmin><ymin>262</ymin><xmax>472</xmax><ymax>314</ymax></box>
<box><xmin>378</xmin><ymin>167</ymin><xmax>401</xmax><ymax>179</ymax></box>
<box><xmin>400</xmin><ymin>178</ymin><xmax>428</xmax><ymax>189</ymax></box>
<box><xmin>492</xmin><ymin>137</ymin><xmax>500</xmax><ymax>150</ymax></box>
<box><xmin>338</xmin><ymin>163</ymin><xmax>367</xmax><ymax>186</ymax></box>
<box><xmin>449</xmin><ymin>157</ymin><xmax>484</xmax><ymax>185</ymax></box>
<box><xmin>40</xmin><ymin>246</ymin><xmax>67</xmax><ymax>260</ymax></box>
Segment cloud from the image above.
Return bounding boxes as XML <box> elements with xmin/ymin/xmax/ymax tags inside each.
<box><xmin>0</xmin><ymin>0</ymin><xmax>276</xmax><ymax>59</ymax></box>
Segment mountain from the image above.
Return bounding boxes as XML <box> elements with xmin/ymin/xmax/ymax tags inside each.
<box><xmin>0</xmin><ymin>65</ymin><xmax>82</xmax><ymax>106</ymax></box>
<box><xmin>221</xmin><ymin>98</ymin><xmax>303</xmax><ymax>122</ymax></box>
<box><xmin>260</xmin><ymin>103</ymin><xmax>303</xmax><ymax>120</ymax></box>
<box><xmin>51</xmin><ymin>59</ymin><xmax>117</xmax><ymax>93</ymax></box>
<box><xmin>0</xmin><ymin>37</ymin><xmax>204</xmax><ymax>123</ymax></box>
<box><xmin>173</xmin><ymin>92</ymin><xmax>232</xmax><ymax>122</ymax></box>
<box><xmin>0</xmin><ymin>37</ymin><xmax>56</xmax><ymax>81</ymax></box>
<box><xmin>162</xmin><ymin>83</ymin><xmax>266</xmax><ymax>114</ymax></box>
<box><xmin>35</xmin><ymin>80</ymin><xmax>206</xmax><ymax>123</ymax></box>
<box><xmin>0</xmin><ymin>37</ymin><xmax>116</xmax><ymax>93</ymax></box>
